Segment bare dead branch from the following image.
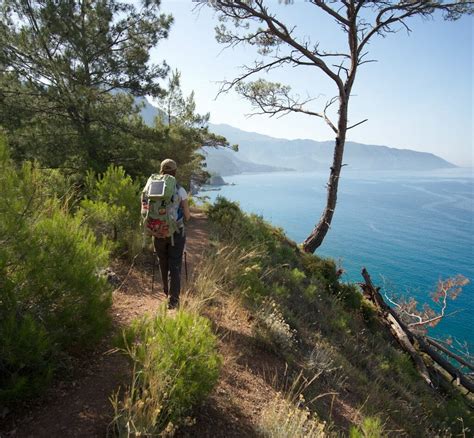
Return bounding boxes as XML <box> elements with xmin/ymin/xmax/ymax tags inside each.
<box><xmin>310</xmin><ymin>0</ymin><xmax>350</xmax><ymax>26</ymax></box>
<box><xmin>358</xmin><ymin>2</ymin><xmax>474</xmax><ymax>58</ymax></box>
<box><xmin>212</xmin><ymin>0</ymin><xmax>345</xmax><ymax>92</ymax></box>
<box><xmin>347</xmin><ymin>118</ymin><xmax>368</xmax><ymax>130</ymax></box>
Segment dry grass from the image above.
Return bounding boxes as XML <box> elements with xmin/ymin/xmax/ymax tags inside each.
<box><xmin>258</xmin><ymin>372</ymin><xmax>328</xmax><ymax>438</ymax></box>
<box><xmin>253</xmin><ymin>298</ymin><xmax>297</xmax><ymax>355</ymax></box>
<box><xmin>181</xmin><ymin>244</ymin><xmax>266</xmax><ymax>313</ymax></box>
<box><xmin>259</xmin><ymin>393</ymin><xmax>327</xmax><ymax>438</ymax></box>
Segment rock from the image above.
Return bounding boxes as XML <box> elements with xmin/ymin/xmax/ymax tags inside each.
<box><xmin>98</xmin><ymin>268</ymin><xmax>122</xmax><ymax>287</ymax></box>
<box><xmin>207</xmin><ymin>175</ymin><xmax>227</xmax><ymax>186</ymax></box>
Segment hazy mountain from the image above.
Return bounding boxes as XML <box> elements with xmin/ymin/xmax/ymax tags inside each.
<box><xmin>137</xmin><ymin>98</ymin><xmax>456</xmax><ymax>175</ymax></box>
<box><xmin>201</xmin><ymin>146</ymin><xmax>291</xmax><ymax>176</ymax></box>
<box><xmin>208</xmin><ymin>123</ymin><xmax>456</xmax><ymax>172</ymax></box>
<box><xmin>138</xmin><ymin>97</ymin><xmax>291</xmax><ymax>175</ymax></box>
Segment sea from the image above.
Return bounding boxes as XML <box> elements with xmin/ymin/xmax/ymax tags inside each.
<box><xmin>202</xmin><ymin>168</ymin><xmax>474</xmax><ymax>349</ymax></box>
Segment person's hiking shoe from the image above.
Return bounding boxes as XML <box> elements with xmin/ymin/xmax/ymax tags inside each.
<box><xmin>168</xmin><ymin>301</ymin><xmax>178</xmax><ymax>310</ymax></box>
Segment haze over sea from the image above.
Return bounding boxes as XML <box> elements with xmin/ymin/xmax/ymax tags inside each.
<box><xmin>204</xmin><ymin>168</ymin><xmax>474</xmax><ymax>348</ymax></box>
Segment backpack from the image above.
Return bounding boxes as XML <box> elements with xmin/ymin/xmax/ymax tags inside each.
<box><xmin>141</xmin><ymin>174</ymin><xmax>182</xmax><ymax>242</ymax></box>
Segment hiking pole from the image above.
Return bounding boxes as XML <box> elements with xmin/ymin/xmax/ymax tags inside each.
<box><xmin>184</xmin><ymin>249</ymin><xmax>188</xmax><ymax>283</ymax></box>
<box><xmin>151</xmin><ymin>251</ymin><xmax>156</xmax><ymax>294</ymax></box>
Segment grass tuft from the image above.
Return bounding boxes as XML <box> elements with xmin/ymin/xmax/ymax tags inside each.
<box><xmin>110</xmin><ymin>306</ymin><xmax>221</xmax><ymax>436</ymax></box>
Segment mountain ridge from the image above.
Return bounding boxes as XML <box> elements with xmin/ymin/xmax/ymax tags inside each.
<box><xmin>207</xmin><ymin>122</ymin><xmax>456</xmax><ymax>173</ymax></box>
<box><xmin>138</xmin><ymin>98</ymin><xmax>456</xmax><ymax>174</ymax></box>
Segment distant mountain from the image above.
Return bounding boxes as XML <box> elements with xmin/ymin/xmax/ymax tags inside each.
<box><xmin>137</xmin><ymin>98</ymin><xmax>291</xmax><ymax>175</ymax></box>
<box><xmin>208</xmin><ymin>123</ymin><xmax>456</xmax><ymax>172</ymax></box>
<box><xmin>201</xmin><ymin>146</ymin><xmax>292</xmax><ymax>176</ymax></box>
<box><xmin>137</xmin><ymin>98</ymin><xmax>456</xmax><ymax>175</ymax></box>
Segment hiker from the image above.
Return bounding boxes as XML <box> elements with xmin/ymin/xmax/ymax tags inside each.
<box><xmin>141</xmin><ymin>159</ymin><xmax>190</xmax><ymax>308</ymax></box>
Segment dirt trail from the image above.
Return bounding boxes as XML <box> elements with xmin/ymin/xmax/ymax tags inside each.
<box><xmin>2</xmin><ymin>211</ymin><xmax>210</xmax><ymax>438</ymax></box>
<box><xmin>3</xmin><ymin>210</ymin><xmax>281</xmax><ymax>438</ymax></box>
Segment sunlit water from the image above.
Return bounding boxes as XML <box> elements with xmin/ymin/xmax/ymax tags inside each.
<box><xmin>203</xmin><ymin>168</ymin><xmax>474</xmax><ymax>348</ymax></box>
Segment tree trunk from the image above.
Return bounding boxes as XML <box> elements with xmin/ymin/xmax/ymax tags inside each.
<box><xmin>302</xmin><ymin>97</ymin><xmax>348</xmax><ymax>253</ymax></box>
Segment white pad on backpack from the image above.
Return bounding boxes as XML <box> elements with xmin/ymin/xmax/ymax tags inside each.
<box><xmin>148</xmin><ymin>180</ymin><xmax>165</xmax><ymax>198</ymax></box>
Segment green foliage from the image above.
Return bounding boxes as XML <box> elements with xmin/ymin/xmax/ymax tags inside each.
<box><xmin>434</xmin><ymin>396</ymin><xmax>474</xmax><ymax>435</ymax></box>
<box><xmin>27</xmin><ymin>211</ymin><xmax>111</xmax><ymax>346</ymax></box>
<box><xmin>349</xmin><ymin>416</ymin><xmax>384</xmax><ymax>438</ymax></box>
<box><xmin>0</xmin><ymin>314</ymin><xmax>53</xmax><ymax>402</ymax></box>
<box><xmin>359</xmin><ymin>304</ymin><xmax>377</xmax><ymax>332</ymax></box>
<box><xmin>80</xmin><ymin>165</ymin><xmax>141</xmax><ymax>253</ymax></box>
<box><xmin>389</xmin><ymin>351</ymin><xmax>418</xmax><ymax>380</ymax></box>
<box><xmin>236</xmin><ymin>262</ymin><xmax>269</xmax><ymax>303</ymax></box>
<box><xmin>206</xmin><ymin>199</ymin><xmax>473</xmax><ymax>435</ymax></box>
<box><xmin>336</xmin><ymin>283</ymin><xmax>363</xmax><ymax>310</ymax></box>
<box><xmin>0</xmin><ymin>0</ymin><xmax>172</xmax><ymax>173</ymax></box>
<box><xmin>112</xmin><ymin>307</ymin><xmax>221</xmax><ymax>435</ymax></box>
<box><xmin>0</xmin><ymin>137</ymin><xmax>111</xmax><ymax>403</ymax></box>
<box><xmin>0</xmin><ymin>2</ymin><xmax>229</xmax><ymax>180</ymax></box>
<box><xmin>207</xmin><ymin>197</ymin><xmax>338</xmax><ymax>308</ymax></box>
<box><xmin>207</xmin><ymin>196</ymin><xmax>270</xmax><ymax>245</ymax></box>
<box><xmin>300</xmin><ymin>253</ymin><xmax>338</xmax><ymax>288</ymax></box>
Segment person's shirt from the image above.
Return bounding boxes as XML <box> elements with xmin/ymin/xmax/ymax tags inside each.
<box><xmin>176</xmin><ymin>186</ymin><xmax>188</xmax><ymax>225</ymax></box>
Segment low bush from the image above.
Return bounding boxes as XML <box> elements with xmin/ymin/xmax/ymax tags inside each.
<box><xmin>111</xmin><ymin>306</ymin><xmax>221</xmax><ymax>436</ymax></box>
<box><xmin>349</xmin><ymin>416</ymin><xmax>384</xmax><ymax>438</ymax></box>
<box><xmin>80</xmin><ymin>165</ymin><xmax>141</xmax><ymax>255</ymax></box>
<box><xmin>0</xmin><ymin>137</ymin><xmax>111</xmax><ymax>403</ymax></box>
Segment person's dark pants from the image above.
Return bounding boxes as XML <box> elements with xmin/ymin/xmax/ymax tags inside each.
<box><xmin>154</xmin><ymin>230</ymin><xmax>186</xmax><ymax>308</ymax></box>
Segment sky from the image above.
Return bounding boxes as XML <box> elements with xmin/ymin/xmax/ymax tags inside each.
<box><xmin>150</xmin><ymin>1</ymin><xmax>473</xmax><ymax>167</ymax></box>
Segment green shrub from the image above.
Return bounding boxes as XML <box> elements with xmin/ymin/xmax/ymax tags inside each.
<box><xmin>336</xmin><ymin>283</ymin><xmax>363</xmax><ymax>310</ymax></box>
<box><xmin>26</xmin><ymin>211</ymin><xmax>112</xmax><ymax>347</ymax></box>
<box><xmin>236</xmin><ymin>261</ymin><xmax>270</xmax><ymax>304</ymax></box>
<box><xmin>349</xmin><ymin>416</ymin><xmax>384</xmax><ymax>438</ymax></box>
<box><xmin>80</xmin><ymin>165</ymin><xmax>141</xmax><ymax>253</ymax></box>
<box><xmin>300</xmin><ymin>252</ymin><xmax>338</xmax><ymax>287</ymax></box>
<box><xmin>207</xmin><ymin>197</ymin><xmax>284</xmax><ymax>252</ymax></box>
<box><xmin>434</xmin><ymin>396</ymin><xmax>474</xmax><ymax>435</ymax></box>
<box><xmin>0</xmin><ymin>313</ymin><xmax>53</xmax><ymax>402</ymax></box>
<box><xmin>31</xmin><ymin>165</ymin><xmax>78</xmax><ymax>202</ymax></box>
<box><xmin>359</xmin><ymin>300</ymin><xmax>377</xmax><ymax>326</ymax></box>
<box><xmin>0</xmin><ymin>137</ymin><xmax>111</xmax><ymax>403</ymax></box>
<box><xmin>112</xmin><ymin>307</ymin><xmax>221</xmax><ymax>436</ymax></box>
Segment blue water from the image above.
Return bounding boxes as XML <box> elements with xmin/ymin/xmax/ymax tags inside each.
<box><xmin>203</xmin><ymin>168</ymin><xmax>474</xmax><ymax>348</ymax></box>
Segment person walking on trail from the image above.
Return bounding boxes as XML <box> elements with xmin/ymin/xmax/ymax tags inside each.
<box><xmin>141</xmin><ymin>159</ymin><xmax>190</xmax><ymax>309</ymax></box>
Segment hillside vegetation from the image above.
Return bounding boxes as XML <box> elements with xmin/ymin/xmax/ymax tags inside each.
<box><xmin>0</xmin><ymin>138</ymin><xmax>112</xmax><ymax>403</ymax></box>
<box><xmin>0</xmin><ymin>2</ymin><xmax>471</xmax><ymax>435</ymax></box>
<box><xmin>2</xmin><ymin>140</ymin><xmax>472</xmax><ymax>435</ymax></box>
<box><xmin>190</xmin><ymin>197</ymin><xmax>472</xmax><ymax>437</ymax></box>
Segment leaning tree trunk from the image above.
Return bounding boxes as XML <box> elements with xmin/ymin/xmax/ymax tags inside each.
<box><xmin>302</xmin><ymin>98</ymin><xmax>349</xmax><ymax>253</ymax></box>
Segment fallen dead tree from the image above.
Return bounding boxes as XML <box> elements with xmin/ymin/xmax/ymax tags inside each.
<box><xmin>360</xmin><ymin>268</ymin><xmax>474</xmax><ymax>394</ymax></box>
